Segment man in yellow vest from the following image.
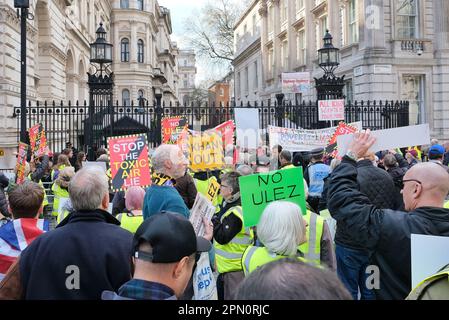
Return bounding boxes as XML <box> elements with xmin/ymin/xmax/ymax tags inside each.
<box><xmin>212</xmin><ymin>171</ymin><xmax>254</xmax><ymax>300</ymax></box>
<box><xmin>51</xmin><ymin>167</ymin><xmax>75</xmax><ymax>217</ymax></box>
<box><xmin>279</xmin><ymin>150</ymin><xmax>295</xmax><ymax>170</ymax></box>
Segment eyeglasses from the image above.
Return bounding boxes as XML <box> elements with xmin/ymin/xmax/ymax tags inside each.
<box><xmin>221</xmin><ymin>184</ymin><xmax>231</xmax><ymax>189</ymax></box>
<box><xmin>401</xmin><ymin>179</ymin><xmax>422</xmax><ymax>189</ymax></box>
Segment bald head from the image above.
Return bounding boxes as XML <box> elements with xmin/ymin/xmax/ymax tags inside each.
<box><xmin>404</xmin><ymin>162</ymin><xmax>449</xmax><ymax>201</ymax></box>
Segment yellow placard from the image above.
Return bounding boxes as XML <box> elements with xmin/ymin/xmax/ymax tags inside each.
<box><xmin>206</xmin><ymin>179</ymin><xmax>220</xmax><ymax>202</ymax></box>
<box><xmin>189</xmin><ymin>131</ymin><xmax>225</xmax><ymax>172</ymax></box>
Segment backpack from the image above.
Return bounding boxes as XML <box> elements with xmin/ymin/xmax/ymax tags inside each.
<box><xmin>407</xmin><ymin>264</ymin><xmax>449</xmax><ymax>300</ymax></box>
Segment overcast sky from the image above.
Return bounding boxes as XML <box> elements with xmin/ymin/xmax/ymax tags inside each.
<box><xmin>157</xmin><ymin>0</ymin><xmax>210</xmax><ymax>84</ymax></box>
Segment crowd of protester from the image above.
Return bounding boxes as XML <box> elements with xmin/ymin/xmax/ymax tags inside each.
<box><xmin>0</xmin><ymin>134</ymin><xmax>448</xmax><ymax>300</ymax></box>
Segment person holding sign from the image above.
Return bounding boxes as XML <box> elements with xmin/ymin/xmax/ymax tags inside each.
<box><xmin>242</xmin><ymin>201</ymin><xmax>308</xmax><ymax>275</ymax></box>
<box><xmin>212</xmin><ymin>171</ymin><xmax>254</xmax><ymax>300</ymax></box>
<box><xmin>328</xmin><ymin>129</ymin><xmax>449</xmax><ymax>300</ymax></box>
<box><xmin>143</xmin><ymin>145</ymin><xmax>190</xmax><ymax>220</ymax></box>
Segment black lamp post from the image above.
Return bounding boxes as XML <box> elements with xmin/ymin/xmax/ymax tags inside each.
<box><xmin>15</xmin><ymin>0</ymin><xmax>30</xmax><ymax>144</ymax></box>
<box><xmin>315</xmin><ymin>30</ymin><xmax>345</xmax><ymax>101</ymax></box>
<box><xmin>87</xmin><ymin>23</ymin><xmax>114</xmax><ymax>160</ymax></box>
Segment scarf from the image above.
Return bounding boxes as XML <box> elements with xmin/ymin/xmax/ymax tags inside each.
<box><xmin>151</xmin><ymin>172</ymin><xmax>176</xmax><ymax>187</ymax></box>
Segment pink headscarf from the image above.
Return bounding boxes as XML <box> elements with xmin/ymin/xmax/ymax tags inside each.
<box><xmin>125</xmin><ymin>186</ymin><xmax>146</xmax><ymax>211</ymax></box>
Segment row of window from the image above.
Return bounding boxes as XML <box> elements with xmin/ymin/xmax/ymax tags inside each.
<box><xmin>122</xmin><ymin>89</ymin><xmax>145</xmax><ymax>105</ymax></box>
<box><xmin>120</xmin><ymin>0</ymin><xmax>144</xmax><ymax>11</ymax></box>
<box><xmin>120</xmin><ymin>39</ymin><xmax>144</xmax><ymax>63</ymax></box>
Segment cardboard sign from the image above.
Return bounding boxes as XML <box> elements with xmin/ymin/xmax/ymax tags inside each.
<box><xmin>28</xmin><ymin>123</ymin><xmax>47</xmax><ymax>158</ymax></box>
<box><xmin>337</xmin><ymin>124</ymin><xmax>431</xmax><ymax>155</ymax></box>
<box><xmin>189</xmin><ymin>131</ymin><xmax>225</xmax><ymax>172</ymax></box>
<box><xmin>411</xmin><ymin>234</ymin><xmax>449</xmax><ymax>289</ymax></box>
<box><xmin>82</xmin><ymin>161</ymin><xmax>107</xmax><ymax>173</ymax></box>
<box><xmin>325</xmin><ymin>122</ymin><xmax>360</xmax><ymax>158</ymax></box>
<box><xmin>318</xmin><ymin>99</ymin><xmax>345</xmax><ymax>121</ymax></box>
<box><xmin>235</xmin><ymin>109</ymin><xmax>259</xmax><ymax>149</ymax></box>
<box><xmin>162</xmin><ymin>116</ymin><xmax>188</xmax><ymax>145</ymax></box>
<box><xmin>15</xmin><ymin>142</ymin><xmax>29</xmax><ymax>184</ymax></box>
<box><xmin>189</xmin><ymin>193</ymin><xmax>216</xmax><ymax>237</ymax></box>
<box><xmin>108</xmin><ymin>134</ymin><xmax>151</xmax><ymax>191</ymax></box>
<box><xmin>206</xmin><ymin>179</ymin><xmax>220</xmax><ymax>202</ymax></box>
<box><xmin>239</xmin><ymin>167</ymin><xmax>307</xmax><ymax>227</ymax></box>
<box><xmin>269</xmin><ymin>122</ymin><xmax>362</xmax><ymax>152</ymax></box>
<box><xmin>282</xmin><ymin>72</ymin><xmax>310</xmax><ymax>94</ymax></box>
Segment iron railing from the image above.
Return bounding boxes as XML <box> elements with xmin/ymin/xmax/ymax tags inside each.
<box><xmin>13</xmin><ymin>99</ymin><xmax>409</xmax><ymax>157</ymax></box>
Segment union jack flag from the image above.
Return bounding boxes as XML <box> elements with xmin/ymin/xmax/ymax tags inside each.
<box><xmin>0</xmin><ymin>219</ymin><xmax>49</xmax><ymax>281</ymax></box>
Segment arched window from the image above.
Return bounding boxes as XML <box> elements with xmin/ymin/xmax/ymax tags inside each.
<box><xmin>137</xmin><ymin>39</ymin><xmax>144</xmax><ymax>63</ymax></box>
<box><xmin>121</xmin><ymin>38</ymin><xmax>129</xmax><ymax>62</ymax></box>
<box><xmin>122</xmin><ymin>89</ymin><xmax>130</xmax><ymax>106</ymax></box>
<box><xmin>138</xmin><ymin>89</ymin><xmax>145</xmax><ymax>106</ymax></box>
<box><xmin>137</xmin><ymin>0</ymin><xmax>144</xmax><ymax>10</ymax></box>
<box><xmin>120</xmin><ymin>0</ymin><xmax>129</xmax><ymax>9</ymax></box>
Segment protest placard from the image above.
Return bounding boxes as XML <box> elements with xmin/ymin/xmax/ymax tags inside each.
<box><xmin>82</xmin><ymin>161</ymin><xmax>107</xmax><ymax>173</ymax></box>
<box><xmin>235</xmin><ymin>109</ymin><xmax>259</xmax><ymax>149</ymax></box>
<box><xmin>161</xmin><ymin>116</ymin><xmax>188</xmax><ymax>144</ymax></box>
<box><xmin>325</xmin><ymin>122</ymin><xmax>360</xmax><ymax>158</ymax></box>
<box><xmin>205</xmin><ymin>179</ymin><xmax>220</xmax><ymax>202</ymax></box>
<box><xmin>189</xmin><ymin>131</ymin><xmax>224</xmax><ymax>172</ymax></box>
<box><xmin>337</xmin><ymin>124</ymin><xmax>431</xmax><ymax>155</ymax></box>
<box><xmin>189</xmin><ymin>193</ymin><xmax>216</xmax><ymax>237</ymax></box>
<box><xmin>15</xmin><ymin>142</ymin><xmax>29</xmax><ymax>184</ymax></box>
<box><xmin>411</xmin><ymin>234</ymin><xmax>449</xmax><ymax>289</ymax></box>
<box><xmin>28</xmin><ymin>123</ymin><xmax>47</xmax><ymax>158</ymax></box>
<box><xmin>281</xmin><ymin>72</ymin><xmax>310</xmax><ymax>94</ymax></box>
<box><xmin>108</xmin><ymin>134</ymin><xmax>151</xmax><ymax>191</ymax></box>
<box><xmin>207</xmin><ymin>120</ymin><xmax>235</xmax><ymax>152</ymax></box>
<box><xmin>239</xmin><ymin>167</ymin><xmax>307</xmax><ymax>227</ymax></box>
<box><xmin>269</xmin><ymin>122</ymin><xmax>362</xmax><ymax>152</ymax></box>
<box><xmin>318</xmin><ymin>99</ymin><xmax>345</xmax><ymax>121</ymax></box>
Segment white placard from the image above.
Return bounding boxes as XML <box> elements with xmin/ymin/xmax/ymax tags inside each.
<box><xmin>318</xmin><ymin>99</ymin><xmax>345</xmax><ymax>121</ymax></box>
<box><xmin>337</xmin><ymin>124</ymin><xmax>431</xmax><ymax>155</ymax></box>
<box><xmin>235</xmin><ymin>108</ymin><xmax>260</xmax><ymax>149</ymax></box>
<box><xmin>189</xmin><ymin>193</ymin><xmax>216</xmax><ymax>237</ymax></box>
<box><xmin>281</xmin><ymin>72</ymin><xmax>311</xmax><ymax>94</ymax></box>
<box><xmin>269</xmin><ymin>122</ymin><xmax>363</xmax><ymax>152</ymax></box>
<box><xmin>82</xmin><ymin>161</ymin><xmax>107</xmax><ymax>173</ymax></box>
<box><xmin>411</xmin><ymin>234</ymin><xmax>449</xmax><ymax>289</ymax></box>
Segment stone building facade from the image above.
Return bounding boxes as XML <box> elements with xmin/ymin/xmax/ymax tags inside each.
<box><xmin>0</xmin><ymin>0</ymin><xmax>189</xmax><ymax>169</ymax></box>
<box><xmin>177</xmin><ymin>49</ymin><xmax>197</xmax><ymax>106</ymax></box>
<box><xmin>234</xmin><ymin>0</ymin><xmax>449</xmax><ymax>139</ymax></box>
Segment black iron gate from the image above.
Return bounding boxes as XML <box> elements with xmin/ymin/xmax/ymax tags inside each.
<box><xmin>13</xmin><ymin>99</ymin><xmax>409</xmax><ymax>156</ymax></box>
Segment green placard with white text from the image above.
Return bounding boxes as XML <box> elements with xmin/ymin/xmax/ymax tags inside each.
<box><xmin>239</xmin><ymin>167</ymin><xmax>307</xmax><ymax>227</ymax></box>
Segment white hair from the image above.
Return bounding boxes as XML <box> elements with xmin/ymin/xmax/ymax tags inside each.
<box><xmin>69</xmin><ymin>166</ymin><xmax>109</xmax><ymax>211</ymax></box>
<box><xmin>257</xmin><ymin>201</ymin><xmax>306</xmax><ymax>256</ymax></box>
<box><xmin>151</xmin><ymin>144</ymin><xmax>181</xmax><ymax>174</ymax></box>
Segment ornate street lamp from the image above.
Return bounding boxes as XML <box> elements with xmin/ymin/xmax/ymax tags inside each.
<box><xmin>315</xmin><ymin>30</ymin><xmax>345</xmax><ymax>101</ymax></box>
<box><xmin>89</xmin><ymin>22</ymin><xmax>113</xmax><ymax>76</ymax></box>
<box><xmin>86</xmin><ymin>23</ymin><xmax>114</xmax><ymax>161</ymax></box>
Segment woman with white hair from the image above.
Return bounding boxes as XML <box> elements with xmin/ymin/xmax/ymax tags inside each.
<box><xmin>242</xmin><ymin>201</ymin><xmax>308</xmax><ymax>275</ymax></box>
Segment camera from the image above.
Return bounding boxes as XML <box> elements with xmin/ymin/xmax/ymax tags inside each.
<box><xmin>416</xmin><ymin>49</ymin><xmax>423</xmax><ymax>56</ymax></box>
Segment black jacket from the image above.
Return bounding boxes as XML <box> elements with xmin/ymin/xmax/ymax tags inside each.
<box><xmin>357</xmin><ymin>160</ymin><xmax>403</xmax><ymax>211</ymax></box>
<box><xmin>0</xmin><ymin>173</ymin><xmax>9</xmax><ymax>217</ymax></box>
<box><xmin>328</xmin><ymin>157</ymin><xmax>449</xmax><ymax>300</ymax></box>
<box><xmin>212</xmin><ymin>198</ymin><xmax>243</xmax><ymax>245</ymax></box>
<box><xmin>19</xmin><ymin>209</ymin><xmax>133</xmax><ymax>299</ymax></box>
<box><xmin>387</xmin><ymin>166</ymin><xmax>408</xmax><ymax>192</ymax></box>
<box><xmin>30</xmin><ymin>155</ymin><xmax>49</xmax><ymax>183</ymax></box>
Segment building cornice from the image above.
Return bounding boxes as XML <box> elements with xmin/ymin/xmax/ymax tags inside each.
<box><xmin>39</xmin><ymin>42</ymin><xmax>67</xmax><ymax>64</ymax></box>
<box><xmin>233</xmin><ymin>37</ymin><xmax>261</xmax><ymax>66</ymax></box>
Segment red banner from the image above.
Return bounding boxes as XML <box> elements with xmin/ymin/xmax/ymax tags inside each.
<box><xmin>206</xmin><ymin>120</ymin><xmax>236</xmax><ymax>163</ymax></box>
<box><xmin>28</xmin><ymin>123</ymin><xmax>47</xmax><ymax>158</ymax></box>
<box><xmin>15</xmin><ymin>143</ymin><xmax>29</xmax><ymax>184</ymax></box>
<box><xmin>108</xmin><ymin>134</ymin><xmax>151</xmax><ymax>191</ymax></box>
<box><xmin>326</xmin><ymin>122</ymin><xmax>359</xmax><ymax>158</ymax></box>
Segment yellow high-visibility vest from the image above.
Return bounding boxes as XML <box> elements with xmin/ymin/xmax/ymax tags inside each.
<box><xmin>241</xmin><ymin>246</ymin><xmax>306</xmax><ymax>276</ymax></box>
<box><xmin>298</xmin><ymin>210</ymin><xmax>324</xmax><ymax>266</ymax></box>
<box><xmin>214</xmin><ymin>206</ymin><xmax>254</xmax><ymax>274</ymax></box>
<box><xmin>51</xmin><ymin>183</ymin><xmax>69</xmax><ymax>217</ymax></box>
<box><xmin>116</xmin><ymin>213</ymin><xmax>144</xmax><ymax>234</ymax></box>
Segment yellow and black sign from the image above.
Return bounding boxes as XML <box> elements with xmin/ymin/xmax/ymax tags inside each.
<box><xmin>189</xmin><ymin>131</ymin><xmax>225</xmax><ymax>172</ymax></box>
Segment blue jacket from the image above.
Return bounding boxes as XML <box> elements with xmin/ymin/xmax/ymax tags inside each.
<box><xmin>305</xmin><ymin>162</ymin><xmax>330</xmax><ymax>197</ymax></box>
<box><xmin>19</xmin><ymin>209</ymin><xmax>133</xmax><ymax>299</ymax></box>
<box><xmin>143</xmin><ymin>185</ymin><xmax>190</xmax><ymax>220</ymax></box>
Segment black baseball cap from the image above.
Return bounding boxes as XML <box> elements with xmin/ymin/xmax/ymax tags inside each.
<box><xmin>132</xmin><ymin>211</ymin><xmax>211</xmax><ymax>263</ymax></box>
